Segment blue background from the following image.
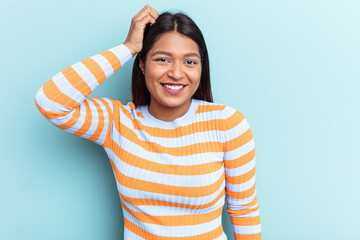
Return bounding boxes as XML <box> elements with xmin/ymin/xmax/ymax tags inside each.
<box><xmin>1</xmin><ymin>0</ymin><xmax>359</xmax><ymax>239</ymax></box>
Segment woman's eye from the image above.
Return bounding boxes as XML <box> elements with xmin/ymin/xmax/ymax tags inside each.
<box><xmin>155</xmin><ymin>58</ymin><xmax>169</xmax><ymax>63</ymax></box>
<box><xmin>186</xmin><ymin>60</ymin><xmax>197</xmax><ymax>65</ymax></box>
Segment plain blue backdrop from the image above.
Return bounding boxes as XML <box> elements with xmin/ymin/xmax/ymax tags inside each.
<box><xmin>1</xmin><ymin>0</ymin><xmax>359</xmax><ymax>239</ymax></box>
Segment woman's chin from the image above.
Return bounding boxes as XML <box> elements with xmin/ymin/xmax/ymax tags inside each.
<box><xmin>160</xmin><ymin>98</ymin><xmax>190</xmax><ymax>109</ymax></box>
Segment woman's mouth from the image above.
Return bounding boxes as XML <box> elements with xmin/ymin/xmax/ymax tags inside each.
<box><xmin>163</xmin><ymin>84</ymin><xmax>185</xmax><ymax>90</ymax></box>
<box><xmin>161</xmin><ymin>83</ymin><xmax>186</xmax><ymax>95</ymax></box>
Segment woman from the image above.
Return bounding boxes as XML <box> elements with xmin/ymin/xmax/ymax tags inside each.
<box><xmin>35</xmin><ymin>5</ymin><xmax>261</xmax><ymax>240</ymax></box>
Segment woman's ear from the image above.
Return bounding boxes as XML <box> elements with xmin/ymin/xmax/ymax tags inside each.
<box><xmin>139</xmin><ymin>56</ymin><xmax>145</xmax><ymax>73</ymax></box>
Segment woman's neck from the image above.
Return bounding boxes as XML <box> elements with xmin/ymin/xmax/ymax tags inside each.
<box><xmin>148</xmin><ymin>98</ymin><xmax>192</xmax><ymax>122</ymax></box>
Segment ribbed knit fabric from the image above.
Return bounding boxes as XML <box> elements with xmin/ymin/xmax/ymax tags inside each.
<box><xmin>34</xmin><ymin>43</ymin><xmax>261</xmax><ymax>239</ymax></box>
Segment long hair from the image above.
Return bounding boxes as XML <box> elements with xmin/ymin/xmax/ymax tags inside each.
<box><xmin>131</xmin><ymin>11</ymin><xmax>213</xmax><ymax>106</ymax></box>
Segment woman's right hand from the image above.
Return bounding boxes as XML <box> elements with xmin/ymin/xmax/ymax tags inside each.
<box><xmin>123</xmin><ymin>5</ymin><xmax>159</xmax><ymax>57</ymax></box>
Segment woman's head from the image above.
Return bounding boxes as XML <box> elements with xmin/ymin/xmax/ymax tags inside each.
<box><xmin>132</xmin><ymin>11</ymin><xmax>213</xmax><ymax>107</ymax></box>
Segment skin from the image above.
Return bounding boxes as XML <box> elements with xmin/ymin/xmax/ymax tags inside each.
<box><xmin>139</xmin><ymin>31</ymin><xmax>202</xmax><ymax>122</ymax></box>
<box><xmin>124</xmin><ymin>5</ymin><xmax>202</xmax><ymax>122</ymax></box>
<box><xmin>124</xmin><ymin>5</ymin><xmax>159</xmax><ymax>57</ymax></box>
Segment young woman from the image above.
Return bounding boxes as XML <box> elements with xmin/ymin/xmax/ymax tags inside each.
<box><xmin>35</xmin><ymin>5</ymin><xmax>261</xmax><ymax>240</ymax></box>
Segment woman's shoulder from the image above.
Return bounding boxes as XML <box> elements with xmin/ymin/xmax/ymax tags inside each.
<box><xmin>194</xmin><ymin>99</ymin><xmax>244</xmax><ymax>118</ymax></box>
<box><xmin>194</xmin><ymin>100</ymin><xmax>248</xmax><ymax>133</ymax></box>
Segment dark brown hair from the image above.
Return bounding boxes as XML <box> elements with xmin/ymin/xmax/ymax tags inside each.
<box><xmin>131</xmin><ymin>11</ymin><xmax>213</xmax><ymax>106</ymax></box>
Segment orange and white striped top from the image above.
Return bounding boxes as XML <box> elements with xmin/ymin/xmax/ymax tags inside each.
<box><xmin>34</xmin><ymin>43</ymin><xmax>261</xmax><ymax>239</ymax></box>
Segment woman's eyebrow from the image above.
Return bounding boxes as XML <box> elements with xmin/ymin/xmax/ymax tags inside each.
<box><xmin>152</xmin><ymin>51</ymin><xmax>200</xmax><ymax>59</ymax></box>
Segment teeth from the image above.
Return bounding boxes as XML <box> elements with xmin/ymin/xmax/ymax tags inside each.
<box><xmin>164</xmin><ymin>84</ymin><xmax>184</xmax><ymax>90</ymax></box>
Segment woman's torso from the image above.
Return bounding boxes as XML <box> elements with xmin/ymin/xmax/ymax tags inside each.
<box><xmin>103</xmin><ymin>98</ymin><xmax>229</xmax><ymax>239</ymax></box>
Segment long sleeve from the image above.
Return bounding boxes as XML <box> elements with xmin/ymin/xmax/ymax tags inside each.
<box><xmin>34</xmin><ymin>43</ymin><xmax>132</xmax><ymax>146</ymax></box>
<box><xmin>222</xmin><ymin>107</ymin><xmax>262</xmax><ymax>239</ymax></box>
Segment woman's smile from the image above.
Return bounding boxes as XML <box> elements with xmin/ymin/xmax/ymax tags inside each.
<box><xmin>161</xmin><ymin>82</ymin><xmax>187</xmax><ymax>94</ymax></box>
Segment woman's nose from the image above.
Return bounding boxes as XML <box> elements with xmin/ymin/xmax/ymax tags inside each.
<box><xmin>167</xmin><ymin>62</ymin><xmax>184</xmax><ymax>79</ymax></box>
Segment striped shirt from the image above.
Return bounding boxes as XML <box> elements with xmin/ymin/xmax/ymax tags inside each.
<box><xmin>34</xmin><ymin>43</ymin><xmax>262</xmax><ymax>239</ymax></box>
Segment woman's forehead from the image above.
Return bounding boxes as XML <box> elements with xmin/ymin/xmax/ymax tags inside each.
<box><xmin>149</xmin><ymin>32</ymin><xmax>200</xmax><ymax>55</ymax></box>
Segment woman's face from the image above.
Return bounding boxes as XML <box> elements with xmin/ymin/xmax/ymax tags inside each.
<box><xmin>139</xmin><ymin>31</ymin><xmax>202</xmax><ymax>110</ymax></box>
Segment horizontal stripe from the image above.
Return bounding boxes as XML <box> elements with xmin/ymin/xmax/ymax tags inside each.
<box><xmin>234</xmin><ymin>232</ymin><xmax>262</xmax><ymax>240</ymax></box>
<box><xmin>226</xmin><ymin>163</ymin><xmax>256</xmax><ymax>185</ymax></box>
<box><xmin>223</xmin><ymin>139</ymin><xmax>255</xmax><ymax>161</ymax></box>
<box><xmin>123</xmin><ymin>226</ymin><xmax>146</xmax><ymax>240</ymax></box>
<box><xmin>108</xmin><ymin>133</ymin><xmax>224</xmax><ymax>166</ymax></box>
<box><xmin>100</xmin><ymin>49</ymin><xmax>121</xmax><ymax>72</ymax></box>
<box><xmin>195</xmin><ymin>104</ymin><xmax>226</xmax><ymax>114</ymax></box>
<box><xmin>225</xmin><ymin>157</ymin><xmax>256</xmax><ymax>177</ymax></box>
<box><xmin>233</xmin><ymin>223</ymin><xmax>261</xmax><ymax>234</ymax></box>
<box><xmin>91</xmin><ymin>53</ymin><xmax>115</xmax><ymax>78</ymax></box>
<box><xmin>118</xmin><ymin>190</ymin><xmax>225</xmax><ymax>214</ymax></box>
<box><xmin>34</xmin><ymin>96</ymin><xmax>71</xmax><ymax>120</ymax></box>
<box><xmin>226</xmin><ymin>191</ymin><xmax>258</xmax><ymax>208</ymax></box>
<box><xmin>120</xmin><ymin>197</ymin><xmax>225</xmax><ymax>217</ymax></box>
<box><xmin>115</xmin><ymin>180</ymin><xmax>225</xmax><ymax>208</ymax></box>
<box><xmin>108</xmin><ymin>43</ymin><xmax>133</xmax><ymax>66</ymax></box>
<box><xmin>123</xmin><ymin>205</ymin><xmax>225</xmax><ymax>239</ymax></box>
<box><xmin>70</xmin><ymin>61</ymin><xmax>99</xmax><ymax>90</ymax></box>
<box><xmin>214</xmin><ymin>233</ymin><xmax>228</xmax><ymax>240</ymax></box>
<box><xmin>121</xmin><ymin>197</ymin><xmax>223</xmax><ymax>226</ymax></box>
<box><xmin>227</xmin><ymin>203</ymin><xmax>260</xmax><ymax>216</ymax></box>
<box><xmin>114</xmin><ymin>111</ymin><xmax>226</xmax><ymax>148</ymax></box>
<box><xmin>231</xmin><ymin>215</ymin><xmax>261</xmax><ymax>226</ymax></box>
<box><xmin>43</xmin><ymin>78</ymin><xmax>79</xmax><ymax>110</ymax></box>
<box><xmin>61</xmin><ymin>65</ymin><xmax>92</xmax><ymax>96</ymax></box>
<box><xmin>226</xmin><ymin>182</ymin><xmax>256</xmax><ymax>200</ymax></box>
<box><xmin>223</xmin><ymin>127</ymin><xmax>253</xmax><ymax>152</ymax></box>
<box><xmin>52</xmin><ymin>72</ymin><xmax>86</xmax><ymax>106</ymax></box>
<box><xmin>106</xmin><ymin>142</ymin><xmax>223</xmax><ymax>174</ymax></box>
<box><xmin>110</xmin><ymin>150</ymin><xmax>224</xmax><ymax>187</ymax></box>
<box><xmin>35</xmin><ymin>87</ymin><xmax>72</xmax><ymax>113</ymax></box>
<box><xmin>80</xmin><ymin>57</ymin><xmax>106</xmax><ymax>85</ymax></box>
<box><xmin>112</xmin><ymin>120</ymin><xmax>223</xmax><ymax>156</ymax></box>
<box><xmin>110</xmin><ymin>157</ymin><xmax>225</xmax><ymax>198</ymax></box>
<box><xmin>224</xmin><ymin>148</ymin><xmax>255</xmax><ymax>168</ymax></box>
<box><xmin>112</xmin><ymin>105</ymin><xmax>247</xmax><ymax>148</ymax></box>
<box><xmin>114</xmin><ymin>101</ymin><xmax>244</xmax><ymax>138</ymax></box>
<box><xmin>240</xmin><ymin>209</ymin><xmax>261</xmax><ymax>218</ymax></box>
<box><xmin>227</xmin><ymin>204</ymin><xmax>260</xmax><ymax>216</ymax></box>
<box><xmin>54</xmin><ymin>107</ymin><xmax>79</xmax><ymax>130</ymax></box>
<box><xmin>226</xmin><ymin>175</ymin><xmax>256</xmax><ymax>192</ymax></box>
<box><xmin>57</xmin><ymin>100</ymin><xmax>90</xmax><ymax>136</ymax></box>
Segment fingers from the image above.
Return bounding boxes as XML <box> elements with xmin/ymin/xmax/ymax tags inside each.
<box><xmin>133</xmin><ymin>5</ymin><xmax>159</xmax><ymax>26</ymax></box>
<box><xmin>124</xmin><ymin>5</ymin><xmax>159</xmax><ymax>55</ymax></box>
<box><xmin>137</xmin><ymin>13</ymin><xmax>154</xmax><ymax>28</ymax></box>
<box><xmin>132</xmin><ymin>5</ymin><xmax>147</xmax><ymax>20</ymax></box>
<box><xmin>148</xmin><ymin>5</ymin><xmax>159</xmax><ymax>20</ymax></box>
<box><xmin>139</xmin><ymin>5</ymin><xmax>159</xmax><ymax>19</ymax></box>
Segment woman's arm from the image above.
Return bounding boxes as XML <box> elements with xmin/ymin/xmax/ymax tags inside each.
<box><xmin>34</xmin><ymin>44</ymin><xmax>132</xmax><ymax>146</ymax></box>
<box><xmin>222</xmin><ymin>108</ymin><xmax>262</xmax><ymax>239</ymax></box>
<box><xmin>34</xmin><ymin>5</ymin><xmax>159</xmax><ymax>147</ymax></box>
